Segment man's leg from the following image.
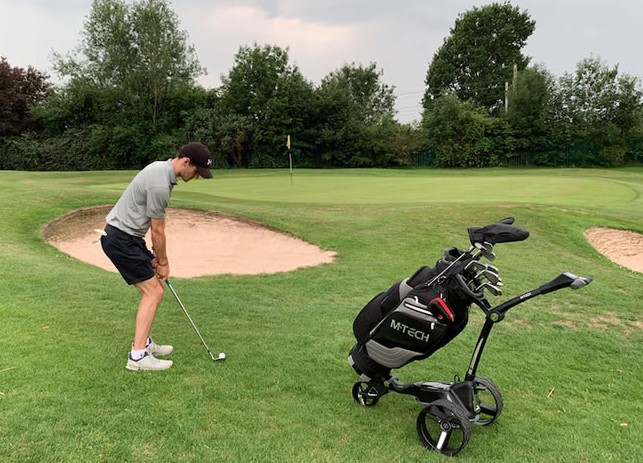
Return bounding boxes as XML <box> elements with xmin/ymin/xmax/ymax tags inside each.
<box><xmin>133</xmin><ymin>276</ymin><xmax>165</xmax><ymax>350</ymax></box>
<box><xmin>125</xmin><ymin>276</ymin><xmax>173</xmax><ymax>371</ymax></box>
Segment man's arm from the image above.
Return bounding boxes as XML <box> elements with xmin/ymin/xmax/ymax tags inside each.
<box><xmin>150</xmin><ymin>217</ymin><xmax>169</xmax><ymax>279</ymax></box>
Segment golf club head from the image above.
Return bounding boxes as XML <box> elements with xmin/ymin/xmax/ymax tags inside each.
<box><xmin>475</xmin><ymin>269</ymin><xmax>501</xmax><ymax>285</ymax></box>
<box><xmin>476</xmin><ymin>282</ymin><xmax>502</xmax><ymax>296</ymax></box>
<box><xmin>466</xmin><ymin>261</ymin><xmax>500</xmax><ymax>274</ymax></box>
<box><xmin>474</xmin><ymin>242</ymin><xmax>496</xmax><ymax>262</ymax></box>
<box><xmin>485</xmin><ymin>263</ymin><xmax>499</xmax><ymax>273</ymax></box>
<box><xmin>483</xmin><ymin>282</ymin><xmax>502</xmax><ymax>296</ymax></box>
<box><xmin>214</xmin><ymin>352</ymin><xmax>226</xmax><ymax>362</ymax></box>
<box><xmin>465</xmin><ymin>260</ymin><xmax>487</xmax><ymax>272</ymax></box>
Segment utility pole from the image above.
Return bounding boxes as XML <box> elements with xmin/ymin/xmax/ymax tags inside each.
<box><xmin>505</xmin><ymin>64</ymin><xmax>519</xmax><ymax>113</ymax></box>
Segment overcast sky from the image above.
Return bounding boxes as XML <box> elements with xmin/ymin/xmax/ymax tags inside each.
<box><xmin>1</xmin><ymin>0</ymin><xmax>642</xmax><ymax>123</ymax></box>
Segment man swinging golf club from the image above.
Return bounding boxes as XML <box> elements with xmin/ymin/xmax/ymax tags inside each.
<box><xmin>100</xmin><ymin>142</ymin><xmax>213</xmax><ymax>371</ymax></box>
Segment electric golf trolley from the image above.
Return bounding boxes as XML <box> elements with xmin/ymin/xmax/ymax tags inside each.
<box><xmin>347</xmin><ymin>218</ymin><xmax>592</xmax><ymax>456</ymax></box>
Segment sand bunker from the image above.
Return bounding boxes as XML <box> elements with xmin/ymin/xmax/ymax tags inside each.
<box><xmin>44</xmin><ymin>209</ymin><xmax>641</xmax><ymax>278</ymax></box>
<box><xmin>45</xmin><ymin>206</ymin><xmax>336</xmax><ymax>278</ymax></box>
<box><xmin>584</xmin><ymin>227</ymin><xmax>643</xmax><ymax>273</ymax></box>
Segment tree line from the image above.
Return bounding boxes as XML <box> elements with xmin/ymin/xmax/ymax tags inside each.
<box><xmin>1</xmin><ymin>0</ymin><xmax>642</xmax><ymax>171</ymax></box>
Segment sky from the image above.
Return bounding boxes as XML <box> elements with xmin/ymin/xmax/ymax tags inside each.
<box><xmin>1</xmin><ymin>0</ymin><xmax>642</xmax><ymax>123</ymax></box>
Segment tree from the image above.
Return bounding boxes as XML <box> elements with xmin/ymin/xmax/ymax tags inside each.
<box><xmin>0</xmin><ymin>57</ymin><xmax>50</xmax><ymax>136</ymax></box>
<box><xmin>424</xmin><ymin>2</ymin><xmax>535</xmax><ymax>114</ymax></box>
<box><xmin>53</xmin><ymin>0</ymin><xmax>203</xmax><ymax>125</ymax></box>
<box><xmin>423</xmin><ymin>93</ymin><xmax>511</xmax><ymax>167</ymax></box>
<box><xmin>555</xmin><ymin>56</ymin><xmax>643</xmax><ymax>165</ymax></box>
<box><xmin>506</xmin><ymin>65</ymin><xmax>557</xmax><ymax>163</ymax></box>
<box><xmin>315</xmin><ymin>62</ymin><xmax>397</xmax><ymax>166</ymax></box>
<box><xmin>557</xmin><ymin>56</ymin><xmax>642</xmax><ymax>130</ymax></box>
<box><xmin>390</xmin><ymin>122</ymin><xmax>427</xmax><ymax>166</ymax></box>
<box><xmin>219</xmin><ymin>43</ymin><xmax>316</xmax><ymax>167</ymax></box>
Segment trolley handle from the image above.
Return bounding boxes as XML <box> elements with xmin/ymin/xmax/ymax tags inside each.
<box><xmin>493</xmin><ymin>272</ymin><xmax>592</xmax><ymax>316</ymax></box>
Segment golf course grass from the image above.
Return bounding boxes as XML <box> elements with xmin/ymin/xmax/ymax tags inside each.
<box><xmin>1</xmin><ymin>167</ymin><xmax>641</xmax><ymax>462</ymax></box>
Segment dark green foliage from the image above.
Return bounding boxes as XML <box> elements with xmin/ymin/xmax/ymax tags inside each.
<box><xmin>217</xmin><ymin>44</ymin><xmax>317</xmax><ymax>168</ymax></box>
<box><xmin>506</xmin><ymin>66</ymin><xmax>558</xmax><ymax>165</ymax></box>
<box><xmin>424</xmin><ymin>2</ymin><xmax>535</xmax><ymax>114</ymax></box>
<box><xmin>553</xmin><ymin>57</ymin><xmax>643</xmax><ymax>166</ymax></box>
<box><xmin>423</xmin><ymin>94</ymin><xmax>512</xmax><ymax>167</ymax></box>
<box><xmin>5</xmin><ymin>0</ymin><xmax>206</xmax><ymax>171</ymax></box>
<box><xmin>314</xmin><ymin>63</ymin><xmax>398</xmax><ymax>167</ymax></box>
<box><xmin>53</xmin><ymin>0</ymin><xmax>203</xmax><ymax>126</ymax></box>
<box><xmin>0</xmin><ymin>57</ymin><xmax>50</xmax><ymax>136</ymax></box>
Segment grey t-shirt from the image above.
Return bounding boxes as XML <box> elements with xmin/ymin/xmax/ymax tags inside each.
<box><xmin>106</xmin><ymin>160</ymin><xmax>177</xmax><ymax>237</ymax></box>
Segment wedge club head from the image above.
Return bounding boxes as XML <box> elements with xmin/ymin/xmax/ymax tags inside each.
<box><xmin>474</xmin><ymin>242</ymin><xmax>496</xmax><ymax>262</ymax></box>
<box><xmin>475</xmin><ymin>269</ymin><xmax>501</xmax><ymax>286</ymax></box>
<box><xmin>476</xmin><ymin>282</ymin><xmax>503</xmax><ymax>296</ymax></box>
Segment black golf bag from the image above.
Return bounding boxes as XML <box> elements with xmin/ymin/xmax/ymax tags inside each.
<box><xmin>348</xmin><ymin>219</ymin><xmax>530</xmax><ymax>379</ymax></box>
<box><xmin>349</xmin><ymin>248</ymin><xmax>480</xmax><ymax>379</ymax></box>
<box><xmin>347</xmin><ymin>219</ymin><xmax>593</xmax><ymax>457</ymax></box>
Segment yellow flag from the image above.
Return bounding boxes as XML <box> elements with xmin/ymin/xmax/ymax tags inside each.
<box><xmin>286</xmin><ymin>134</ymin><xmax>291</xmax><ymax>150</ymax></box>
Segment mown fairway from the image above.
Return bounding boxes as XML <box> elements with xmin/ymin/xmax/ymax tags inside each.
<box><xmin>1</xmin><ymin>167</ymin><xmax>641</xmax><ymax>462</ymax></box>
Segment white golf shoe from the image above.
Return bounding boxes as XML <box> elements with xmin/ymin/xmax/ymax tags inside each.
<box><xmin>126</xmin><ymin>352</ymin><xmax>173</xmax><ymax>371</ymax></box>
<box><xmin>146</xmin><ymin>339</ymin><xmax>174</xmax><ymax>357</ymax></box>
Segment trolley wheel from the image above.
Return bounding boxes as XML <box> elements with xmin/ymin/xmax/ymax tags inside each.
<box><xmin>352</xmin><ymin>381</ymin><xmax>380</xmax><ymax>407</ymax></box>
<box><xmin>472</xmin><ymin>376</ymin><xmax>503</xmax><ymax>426</ymax></box>
<box><xmin>416</xmin><ymin>399</ymin><xmax>471</xmax><ymax>456</ymax></box>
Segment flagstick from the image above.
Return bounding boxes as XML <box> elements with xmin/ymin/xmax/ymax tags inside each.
<box><xmin>286</xmin><ymin>134</ymin><xmax>293</xmax><ymax>186</ymax></box>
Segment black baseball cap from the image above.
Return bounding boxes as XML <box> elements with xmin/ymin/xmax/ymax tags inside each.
<box><xmin>179</xmin><ymin>142</ymin><xmax>213</xmax><ymax>178</ymax></box>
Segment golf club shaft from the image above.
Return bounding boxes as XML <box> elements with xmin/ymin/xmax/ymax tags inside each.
<box><xmin>165</xmin><ymin>279</ymin><xmax>216</xmax><ymax>361</ymax></box>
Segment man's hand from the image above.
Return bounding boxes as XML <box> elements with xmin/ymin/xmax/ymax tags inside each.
<box><xmin>155</xmin><ymin>261</ymin><xmax>170</xmax><ymax>280</ymax></box>
<box><xmin>151</xmin><ymin>252</ymin><xmax>159</xmax><ymax>270</ymax></box>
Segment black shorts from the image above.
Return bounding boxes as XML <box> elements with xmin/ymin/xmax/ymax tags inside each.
<box><xmin>101</xmin><ymin>224</ymin><xmax>155</xmax><ymax>285</ymax></box>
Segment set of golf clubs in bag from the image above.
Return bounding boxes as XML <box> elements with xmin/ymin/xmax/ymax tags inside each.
<box><xmin>347</xmin><ymin>217</ymin><xmax>593</xmax><ymax>456</ymax></box>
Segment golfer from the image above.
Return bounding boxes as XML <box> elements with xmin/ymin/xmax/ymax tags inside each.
<box><xmin>101</xmin><ymin>142</ymin><xmax>213</xmax><ymax>371</ymax></box>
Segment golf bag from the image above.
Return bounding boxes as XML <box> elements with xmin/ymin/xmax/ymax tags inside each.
<box><xmin>347</xmin><ymin>219</ymin><xmax>593</xmax><ymax>456</ymax></box>
<box><xmin>348</xmin><ymin>219</ymin><xmax>529</xmax><ymax>380</ymax></box>
<box><xmin>349</xmin><ymin>248</ymin><xmax>480</xmax><ymax>379</ymax></box>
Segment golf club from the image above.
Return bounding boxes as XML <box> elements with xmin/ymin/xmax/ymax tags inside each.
<box><xmin>474</xmin><ymin>242</ymin><xmax>496</xmax><ymax>261</ymax></box>
<box><xmin>475</xmin><ymin>281</ymin><xmax>503</xmax><ymax>296</ymax></box>
<box><xmin>165</xmin><ymin>279</ymin><xmax>225</xmax><ymax>362</ymax></box>
<box><xmin>465</xmin><ymin>261</ymin><xmax>487</xmax><ymax>273</ymax></box>
<box><xmin>465</xmin><ymin>261</ymin><xmax>499</xmax><ymax>274</ymax></box>
<box><xmin>475</xmin><ymin>269</ymin><xmax>502</xmax><ymax>286</ymax></box>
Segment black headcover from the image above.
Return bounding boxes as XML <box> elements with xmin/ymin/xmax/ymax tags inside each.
<box><xmin>468</xmin><ymin>222</ymin><xmax>529</xmax><ymax>245</ymax></box>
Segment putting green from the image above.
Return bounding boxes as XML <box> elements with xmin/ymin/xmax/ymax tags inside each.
<box><xmin>174</xmin><ymin>172</ymin><xmax>635</xmax><ymax>206</ymax></box>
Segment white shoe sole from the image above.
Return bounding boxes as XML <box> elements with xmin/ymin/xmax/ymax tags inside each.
<box><xmin>126</xmin><ymin>358</ymin><xmax>173</xmax><ymax>371</ymax></box>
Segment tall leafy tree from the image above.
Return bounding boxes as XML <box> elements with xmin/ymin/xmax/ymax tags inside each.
<box><xmin>53</xmin><ymin>0</ymin><xmax>203</xmax><ymax>125</ymax></box>
<box><xmin>0</xmin><ymin>57</ymin><xmax>50</xmax><ymax>136</ymax></box>
<box><xmin>506</xmin><ymin>65</ymin><xmax>557</xmax><ymax>163</ymax></box>
<box><xmin>315</xmin><ymin>62</ymin><xmax>396</xmax><ymax>166</ymax></box>
<box><xmin>320</xmin><ymin>63</ymin><xmax>395</xmax><ymax>123</ymax></box>
<box><xmin>424</xmin><ymin>2</ymin><xmax>535</xmax><ymax>114</ymax></box>
<box><xmin>555</xmin><ymin>56</ymin><xmax>643</xmax><ymax>165</ymax></box>
<box><xmin>219</xmin><ymin>43</ymin><xmax>315</xmax><ymax>167</ymax></box>
<box><xmin>557</xmin><ymin>56</ymin><xmax>642</xmax><ymax>131</ymax></box>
